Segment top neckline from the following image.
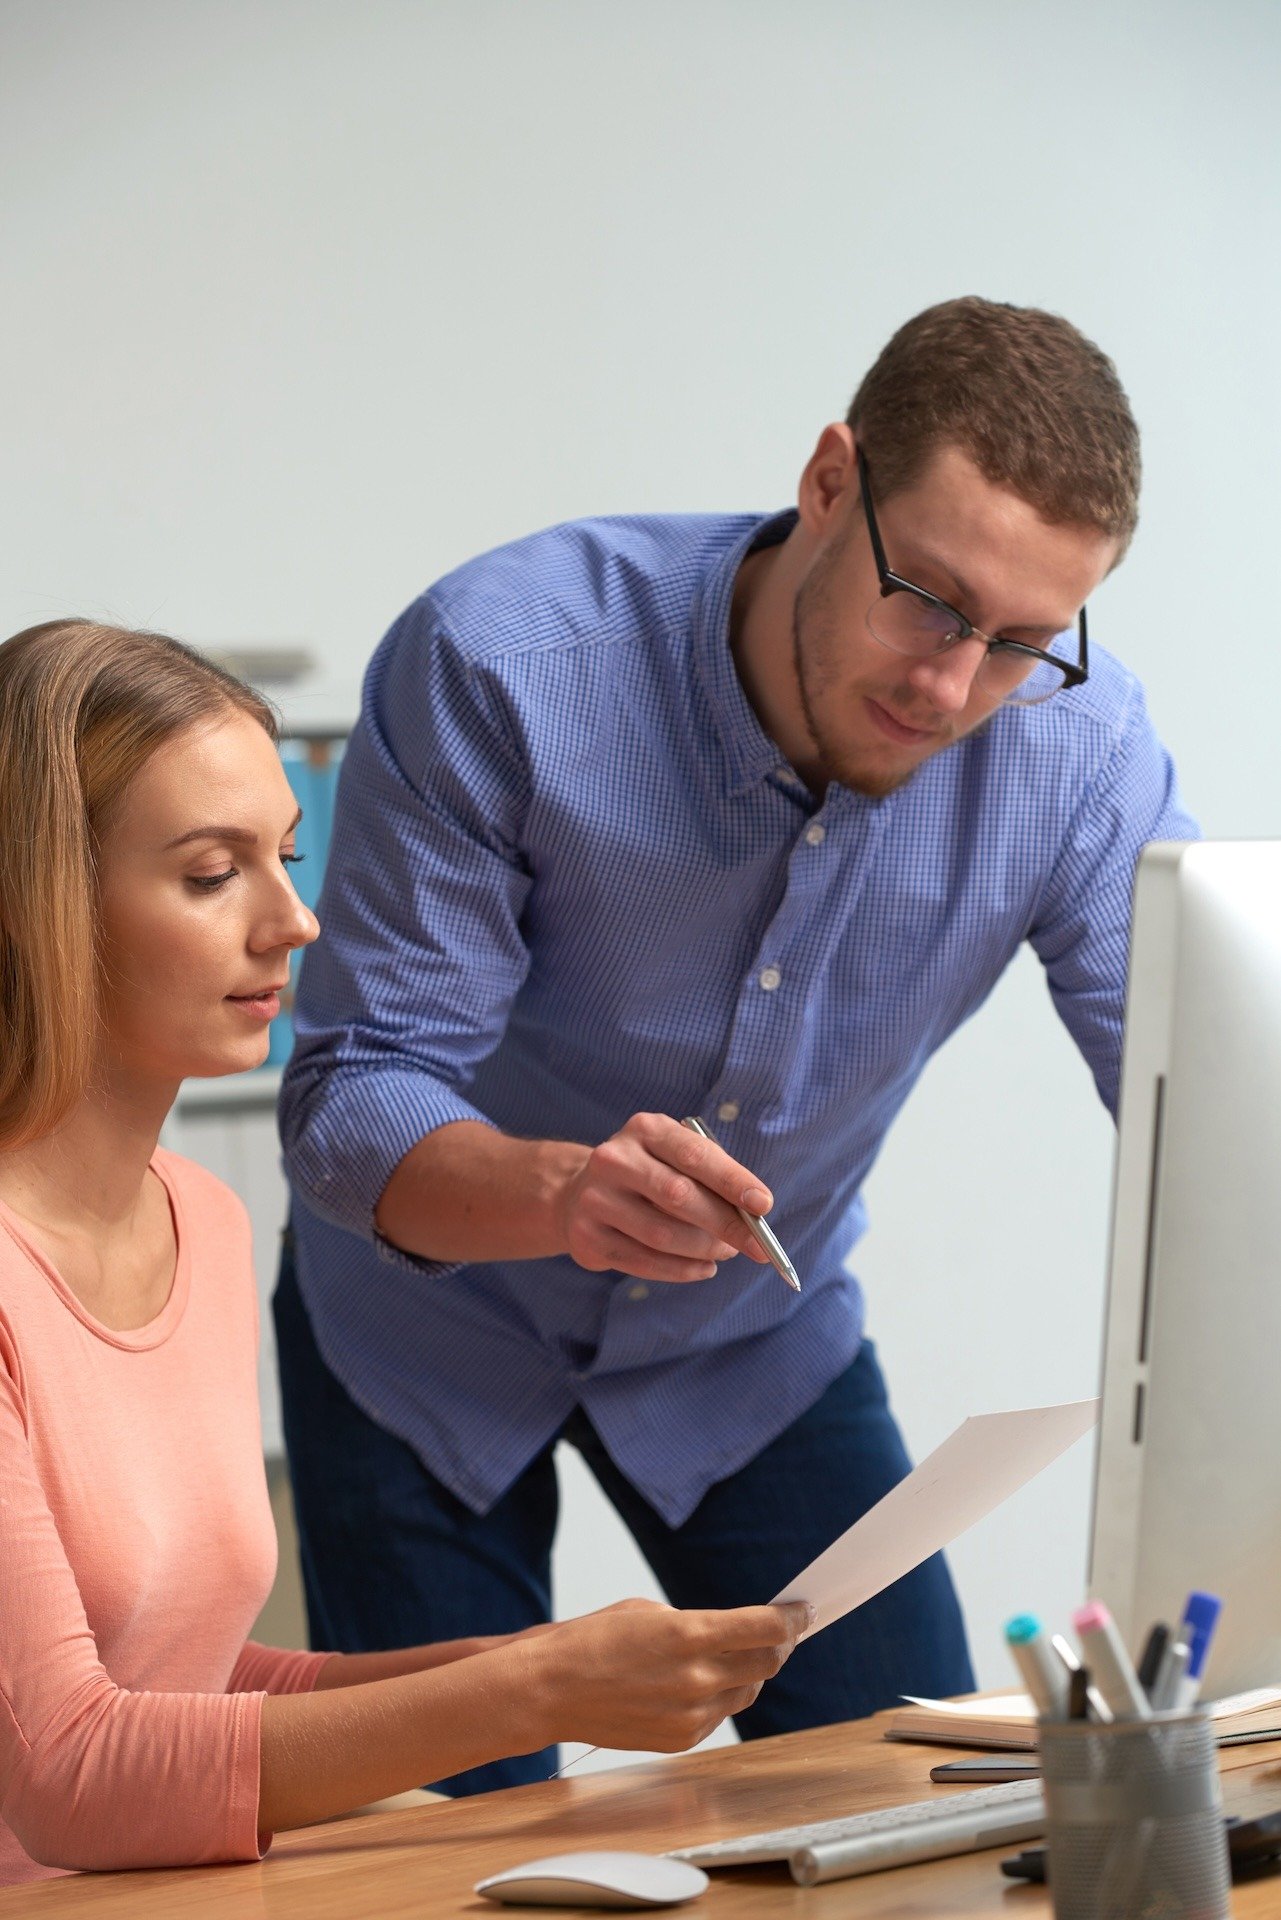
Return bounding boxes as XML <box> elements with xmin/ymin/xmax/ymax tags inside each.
<box><xmin>0</xmin><ymin>1150</ymin><xmax>192</xmax><ymax>1351</ymax></box>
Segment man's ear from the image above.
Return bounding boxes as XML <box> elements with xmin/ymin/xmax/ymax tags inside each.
<box><xmin>797</xmin><ymin>423</ymin><xmax>858</xmax><ymax>538</ymax></box>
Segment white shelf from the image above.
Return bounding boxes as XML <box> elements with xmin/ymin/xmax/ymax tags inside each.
<box><xmin>174</xmin><ymin>1066</ymin><xmax>283</xmax><ymax>1113</ymax></box>
<box><xmin>275</xmin><ymin>684</ymin><xmax>358</xmax><ymax>738</ymax></box>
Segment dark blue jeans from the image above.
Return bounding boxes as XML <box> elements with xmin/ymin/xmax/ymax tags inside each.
<box><xmin>273</xmin><ymin>1236</ymin><xmax>973</xmax><ymax>1796</ymax></box>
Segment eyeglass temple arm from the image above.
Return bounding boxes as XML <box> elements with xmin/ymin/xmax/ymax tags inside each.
<box><xmin>855</xmin><ymin>447</ymin><xmax>893</xmax><ymax>584</ymax></box>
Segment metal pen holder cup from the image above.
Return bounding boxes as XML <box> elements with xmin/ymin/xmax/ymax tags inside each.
<box><xmin>1038</xmin><ymin>1710</ymin><xmax>1231</xmax><ymax>1920</ymax></box>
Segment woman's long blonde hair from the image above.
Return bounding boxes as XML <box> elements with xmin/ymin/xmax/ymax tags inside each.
<box><xmin>0</xmin><ymin>620</ymin><xmax>278</xmax><ymax>1150</ymax></box>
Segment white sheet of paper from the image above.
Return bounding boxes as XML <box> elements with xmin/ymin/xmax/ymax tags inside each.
<box><xmin>773</xmin><ymin>1398</ymin><xmax>1098</xmax><ymax>1637</ymax></box>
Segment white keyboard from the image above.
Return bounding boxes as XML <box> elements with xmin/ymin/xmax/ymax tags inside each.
<box><xmin>670</xmin><ymin>1779</ymin><xmax>1045</xmax><ymax>1885</ymax></box>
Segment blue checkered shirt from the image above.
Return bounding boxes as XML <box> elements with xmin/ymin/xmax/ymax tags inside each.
<box><xmin>278</xmin><ymin>511</ymin><xmax>1197</xmax><ymax>1526</ymax></box>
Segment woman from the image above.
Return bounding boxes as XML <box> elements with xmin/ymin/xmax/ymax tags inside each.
<box><xmin>0</xmin><ymin>619</ymin><xmax>806</xmax><ymax>1884</ymax></box>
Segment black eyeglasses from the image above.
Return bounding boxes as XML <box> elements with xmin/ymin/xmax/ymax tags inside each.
<box><xmin>856</xmin><ymin>450</ymin><xmax>1089</xmax><ymax>707</ymax></box>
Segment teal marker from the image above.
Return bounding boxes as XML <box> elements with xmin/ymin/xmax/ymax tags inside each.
<box><xmin>1005</xmin><ymin>1613</ymin><xmax>1068</xmax><ymax>1721</ymax></box>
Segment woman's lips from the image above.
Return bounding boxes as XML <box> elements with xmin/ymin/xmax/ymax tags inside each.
<box><xmin>226</xmin><ymin>990</ymin><xmax>282</xmax><ymax>1021</ymax></box>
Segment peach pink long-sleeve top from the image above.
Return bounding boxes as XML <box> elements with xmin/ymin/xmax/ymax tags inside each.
<box><xmin>0</xmin><ymin>1147</ymin><xmax>330</xmax><ymax>1885</ymax></box>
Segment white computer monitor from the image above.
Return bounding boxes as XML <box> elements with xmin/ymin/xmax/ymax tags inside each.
<box><xmin>1088</xmin><ymin>839</ymin><xmax>1281</xmax><ymax>1697</ymax></box>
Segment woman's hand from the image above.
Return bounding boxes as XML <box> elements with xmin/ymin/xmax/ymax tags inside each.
<box><xmin>525</xmin><ymin>1597</ymin><xmax>812</xmax><ymax>1752</ymax></box>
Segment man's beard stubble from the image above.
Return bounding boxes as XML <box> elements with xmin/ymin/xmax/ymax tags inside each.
<box><xmin>789</xmin><ymin>540</ymin><xmax>937</xmax><ymax>801</ymax></box>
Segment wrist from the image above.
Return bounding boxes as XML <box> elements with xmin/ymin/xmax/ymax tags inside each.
<box><xmin>536</xmin><ymin>1139</ymin><xmax>592</xmax><ymax>1254</ymax></box>
<box><xmin>512</xmin><ymin>1622</ymin><xmax>573</xmax><ymax>1751</ymax></box>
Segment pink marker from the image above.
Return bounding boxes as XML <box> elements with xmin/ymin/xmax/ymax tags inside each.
<box><xmin>1072</xmin><ymin>1601</ymin><xmax>1151</xmax><ymax>1720</ymax></box>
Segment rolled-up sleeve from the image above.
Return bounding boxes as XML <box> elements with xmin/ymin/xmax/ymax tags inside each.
<box><xmin>278</xmin><ymin>601</ymin><xmax>535</xmax><ymax>1244</ymax></box>
<box><xmin>1029</xmin><ymin>675</ymin><xmax>1199</xmax><ymax>1116</ymax></box>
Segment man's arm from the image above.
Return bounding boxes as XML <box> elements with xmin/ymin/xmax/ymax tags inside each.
<box><xmin>1029</xmin><ymin>672</ymin><xmax>1199</xmax><ymax>1115</ymax></box>
<box><xmin>278</xmin><ymin>604</ymin><xmax>536</xmax><ymax>1247</ymax></box>
<box><xmin>376</xmin><ymin>1113</ymin><xmax>773</xmax><ymax>1283</ymax></box>
<box><xmin>280</xmin><ymin>605</ymin><xmax>772</xmax><ymax>1283</ymax></box>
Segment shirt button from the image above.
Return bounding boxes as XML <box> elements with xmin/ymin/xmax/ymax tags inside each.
<box><xmin>759</xmin><ymin>966</ymin><xmax>782</xmax><ymax>992</ymax></box>
<box><xmin>717</xmin><ymin>1100</ymin><xmax>740</xmax><ymax>1123</ymax></box>
<box><xmin>628</xmin><ymin>1282</ymin><xmax>649</xmax><ymax>1302</ymax></box>
<box><xmin>804</xmin><ymin>822</ymin><xmax>826</xmax><ymax>846</ymax></box>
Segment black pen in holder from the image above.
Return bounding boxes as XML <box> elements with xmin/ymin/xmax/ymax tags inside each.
<box><xmin>1067</xmin><ymin>1666</ymin><xmax>1091</xmax><ymax>1721</ymax></box>
<box><xmin>1038</xmin><ymin>1710</ymin><xmax>1231</xmax><ymax>1920</ymax></box>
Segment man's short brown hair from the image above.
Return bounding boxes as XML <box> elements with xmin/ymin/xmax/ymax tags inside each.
<box><xmin>847</xmin><ymin>296</ymin><xmax>1140</xmax><ymax>555</ymax></box>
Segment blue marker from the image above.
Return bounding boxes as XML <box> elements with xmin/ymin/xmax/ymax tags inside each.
<box><xmin>1175</xmin><ymin>1591</ymin><xmax>1222</xmax><ymax>1709</ymax></box>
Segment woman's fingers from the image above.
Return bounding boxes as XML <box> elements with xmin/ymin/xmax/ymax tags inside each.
<box><xmin>545</xmin><ymin>1598</ymin><xmax>810</xmax><ymax>1753</ymax></box>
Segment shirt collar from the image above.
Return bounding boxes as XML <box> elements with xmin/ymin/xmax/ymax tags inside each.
<box><xmin>692</xmin><ymin>509</ymin><xmax>801</xmax><ymax>798</ymax></box>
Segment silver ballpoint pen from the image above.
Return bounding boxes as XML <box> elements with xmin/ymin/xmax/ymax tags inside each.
<box><xmin>681</xmin><ymin>1116</ymin><xmax>802</xmax><ymax>1292</ymax></box>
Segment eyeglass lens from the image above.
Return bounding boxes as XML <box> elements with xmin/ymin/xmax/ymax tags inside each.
<box><xmin>867</xmin><ymin>592</ymin><xmax>1071</xmax><ymax>706</ymax></box>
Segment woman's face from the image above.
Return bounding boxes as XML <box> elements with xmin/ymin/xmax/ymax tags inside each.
<box><xmin>94</xmin><ymin>709</ymin><xmax>319</xmax><ymax>1088</ymax></box>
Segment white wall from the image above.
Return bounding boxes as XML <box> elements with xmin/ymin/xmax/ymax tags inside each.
<box><xmin>5</xmin><ymin>0</ymin><xmax>1279</xmax><ymax>1753</ymax></box>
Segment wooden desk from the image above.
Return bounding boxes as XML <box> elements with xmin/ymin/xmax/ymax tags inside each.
<box><xmin>9</xmin><ymin>1711</ymin><xmax>1281</xmax><ymax>1917</ymax></box>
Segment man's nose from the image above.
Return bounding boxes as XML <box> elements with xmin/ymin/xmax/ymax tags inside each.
<box><xmin>904</xmin><ymin>636</ymin><xmax>988</xmax><ymax>715</ymax></box>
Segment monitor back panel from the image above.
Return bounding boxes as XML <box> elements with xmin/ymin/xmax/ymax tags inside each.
<box><xmin>1090</xmin><ymin>840</ymin><xmax>1281</xmax><ymax>1698</ymax></box>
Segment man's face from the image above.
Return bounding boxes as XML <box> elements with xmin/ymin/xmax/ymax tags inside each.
<box><xmin>791</xmin><ymin>435</ymin><xmax>1120</xmax><ymax>798</ymax></box>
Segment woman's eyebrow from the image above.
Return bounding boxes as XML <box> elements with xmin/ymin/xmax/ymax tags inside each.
<box><xmin>164</xmin><ymin>807</ymin><xmax>303</xmax><ymax>851</ymax></box>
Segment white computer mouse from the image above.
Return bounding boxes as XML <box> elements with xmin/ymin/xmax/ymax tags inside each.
<box><xmin>474</xmin><ymin>1849</ymin><xmax>709</xmax><ymax>1908</ymax></box>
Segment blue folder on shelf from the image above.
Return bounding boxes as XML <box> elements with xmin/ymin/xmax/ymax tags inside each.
<box><xmin>266</xmin><ymin>736</ymin><xmax>346</xmax><ymax>1068</ymax></box>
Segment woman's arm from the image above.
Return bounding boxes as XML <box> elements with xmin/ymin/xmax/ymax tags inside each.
<box><xmin>258</xmin><ymin>1598</ymin><xmax>807</xmax><ymax>1832</ymax></box>
<box><xmin>0</xmin><ymin>1352</ymin><xmax>270</xmax><ymax>1873</ymax></box>
<box><xmin>310</xmin><ymin>1624</ymin><xmax>555</xmax><ymax>1690</ymax></box>
<box><xmin>0</xmin><ymin>1338</ymin><xmax>805</xmax><ymax>1861</ymax></box>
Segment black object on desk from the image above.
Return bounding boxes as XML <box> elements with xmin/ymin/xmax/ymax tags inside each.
<box><xmin>1001</xmin><ymin>1809</ymin><xmax>1281</xmax><ymax>1886</ymax></box>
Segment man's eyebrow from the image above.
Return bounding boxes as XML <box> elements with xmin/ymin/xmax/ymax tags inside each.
<box><xmin>902</xmin><ymin>544</ymin><xmax>1065</xmax><ymax>634</ymax></box>
<box><xmin>899</xmin><ymin>542</ymin><xmax>977</xmax><ymax>612</ymax></box>
<box><xmin>164</xmin><ymin>807</ymin><xmax>303</xmax><ymax>851</ymax></box>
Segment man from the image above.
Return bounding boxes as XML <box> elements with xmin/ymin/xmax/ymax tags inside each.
<box><xmin>276</xmin><ymin>297</ymin><xmax>1195</xmax><ymax>1793</ymax></box>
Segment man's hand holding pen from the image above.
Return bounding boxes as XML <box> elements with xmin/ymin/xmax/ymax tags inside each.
<box><xmin>552</xmin><ymin>1111</ymin><xmax>777</xmax><ymax>1285</ymax></box>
